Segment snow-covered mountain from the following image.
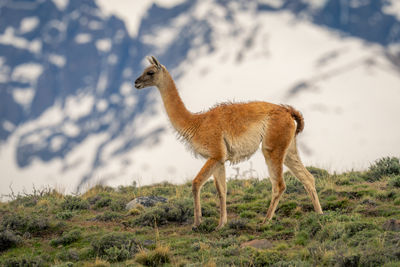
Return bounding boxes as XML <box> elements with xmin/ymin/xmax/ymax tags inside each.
<box><xmin>1</xmin><ymin>0</ymin><xmax>400</xmax><ymax>197</ymax></box>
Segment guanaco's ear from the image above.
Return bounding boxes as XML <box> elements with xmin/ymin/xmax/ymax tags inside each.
<box><xmin>147</xmin><ymin>55</ymin><xmax>162</xmax><ymax>69</ymax></box>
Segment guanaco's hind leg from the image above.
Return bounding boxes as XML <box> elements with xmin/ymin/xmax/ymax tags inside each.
<box><xmin>192</xmin><ymin>158</ymin><xmax>220</xmax><ymax>228</ymax></box>
<box><xmin>284</xmin><ymin>139</ymin><xmax>323</xmax><ymax>214</ymax></box>
<box><xmin>262</xmin><ymin>147</ymin><xmax>287</xmax><ymax>223</ymax></box>
<box><xmin>213</xmin><ymin>163</ymin><xmax>227</xmax><ymax>229</ymax></box>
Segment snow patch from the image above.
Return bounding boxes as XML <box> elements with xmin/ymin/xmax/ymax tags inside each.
<box><xmin>52</xmin><ymin>0</ymin><xmax>69</xmax><ymax>11</ymax></box>
<box><xmin>88</xmin><ymin>20</ymin><xmax>103</xmax><ymax>30</ymax></box>
<box><xmin>96</xmin><ymin>74</ymin><xmax>108</xmax><ymax>93</ymax></box>
<box><xmin>75</xmin><ymin>33</ymin><xmax>92</xmax><ymax>44</ymax></box>
<box><xmin>95</xmin><ymin>38</ymin><xmax>112</xmax><ymax>52</ymax></box>
<box><xmin>96</xmin><ymin>99</ymin><xmax>108</xmax><ymax>112</ymax></box>
<box><xmin>304</xmin><ymin>0</ymin><xmax>328</xmax><ymax>10</ymax></box>
<box><xmin>62</xmin><ymin>122</ymin><xmax>80</xmax><ymax>137</ymax></box>
<box><xmin>383</xmin><ymin>0</ymin><xmax>400</xmax><ymax>20</ymax></box>
<box><xmin>259</xmin><ymin>0</ymin><xmax>284</xmax><ymax>8</ymax></box>
<box><xmin>108</xmin><ymin>54</ymin><xmax>118</xmax><ymax>65</ymax></box>
<box><xmin>12</xmin><ymin>88</ymin><xmax>35</xmax><ymax>107</ymax></box>
<box><xmin>20</xmin><ymin>17</ymin><xmax>39</xmax><ymax>34</ymax></box>
<box><xmin>0</xmin><ymin>57</ymin><xmax>10</xmax><ymax>83</ymax></box>
<box><xmin>12</xmin><ymin>63</ymin><xmax>43</xmax><ymax>84</ymax></box>
<box><xmin>65</xmin><ymin>94</ymin><xmax>94</xmax><ymax>120</ymax></box>
<box><xmin>119</xmin><ymin>82</ymin><xmax>132</xmax><ymax>96</ymax></box>
<box><xmin>48</xmin><ymin>54</ymin><xmax>66</xmax><ymax>67</ymax></box>
<box><xmin>50</xmin><ymin>136</ymin><xmax>65</xmax><ymax>152</ymax></box>
<box><xmin>2</xmin><ymin>121</ymin><xmax>15</xmax><ymax>132</ymax></box>
<box><xmin>0</xmin><ymin>27</ymin><xmax>42</xmax><ymax>54</ymax></box>
<box><xmin>95</xmin><ymin>0</ymin><xmax>151</xmax><ymax>37</ymax></box>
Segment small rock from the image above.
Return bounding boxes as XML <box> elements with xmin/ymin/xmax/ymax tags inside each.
<box><xmin>241</xmin><ymin>239</ymin><xmax>273</xmax><ymax>249</ymax></box>
<box><xmin>383</xmin><ymin>219</ymin><xmax>400</xmax><ymax>231</ymax></box>
<box><xmin>125</xmin><ymin>196</ymin><xmax>167</xmax><ymax>210</ymax></box>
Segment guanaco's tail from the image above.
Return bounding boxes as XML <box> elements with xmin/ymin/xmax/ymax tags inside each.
<box><xmin>282</xmin><ymin>105</ymin><xmax>304</xmax><ymax>135</ymax></box>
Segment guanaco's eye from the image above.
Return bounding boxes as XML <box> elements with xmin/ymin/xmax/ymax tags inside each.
<box><xmin>147</xmin><ymin>70</ymin><xmax>155</xmax><ymax>75</ymax></box>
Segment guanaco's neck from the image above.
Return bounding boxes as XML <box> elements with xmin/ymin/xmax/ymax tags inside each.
<box><xmin>157</xmin><ymin>71</ymin><xmax>198</xmax><ymax>138</ymax></box>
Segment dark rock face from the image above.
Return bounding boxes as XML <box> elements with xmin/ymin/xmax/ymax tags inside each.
<box><xmin>125</xmin><ymin>196</ymin><xmax>167</xmax><ymax>210</ymax></box>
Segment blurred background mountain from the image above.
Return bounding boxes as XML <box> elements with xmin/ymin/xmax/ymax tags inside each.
<box><xmin>1</xmin><ymin>0</ymin><xmax>399</xmax><ymax>197</ymax></box>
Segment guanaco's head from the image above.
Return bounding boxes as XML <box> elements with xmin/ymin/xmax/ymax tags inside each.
<box><xmin>134</xmin><ymin>56</ymin><xmax>165</xmax><ymax>89</ymax></box>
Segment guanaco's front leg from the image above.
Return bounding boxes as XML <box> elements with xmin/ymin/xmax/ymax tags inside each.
<box><xmin>192</xmin><ymin>158</ymin><xmax>219</xmax><ymax>228</ymax></box>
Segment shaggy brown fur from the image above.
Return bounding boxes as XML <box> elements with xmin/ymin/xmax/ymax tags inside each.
<box><xmin>135</xmin><ymin>56</ymin><xmax>323</xmax><ymax>229</ymax></box>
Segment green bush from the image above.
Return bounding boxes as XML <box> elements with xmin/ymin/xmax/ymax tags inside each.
<box><xmin>1</xmin><ymin>213</ymin><xmax>50</xmax><ymax>235</ymax></box>
<box><xmin>307</xmin><ymin>166</ymin><xmax>330</xmax><ymax>179</ymax></box>
<box><xmin>110</xmin><ymin>198</ymin><xmax>127</xmax><ymax>211</ymax></box>
<box><xmin>194</xmin><ymin>217</ymin><xmax>218</xmax><ymax>233</ymax></box>
<box><xmin>94</xmin><ymin>211</ymin><xmax>122</xmax><ymax>222</ymax></box>
<box><xmin>91</xmin><ymin>232</ymin><xmax>138</xmax><ymax>262</ymax></box>
<box><xmin>61</xmin><ymin>196</ymin><xmax>89</xmax><ymax>211</ymax></box>
<box><xmin>344</xmin><ymin>221</ymin><xmax>377</xmax><ymax>237</ymax></box>
<box><xmin>133</xmin><ymin>198</ymin><xmax>192</xmax><ymax>226</ymax></box>
<box><xmin>50</xmin><ymin>229</ymin><xmax>81</xmax><ymax>247</ymax></box>
<box><xmin>1</xmin><ymin>255</ymin><xmax>44</xmax><ymax>267</ymax></box>
<box><xmin>0</xmin><ymin>230</ymin><xmax>22</xmax><ymax>251</ymax></box>
<box><xmin>94</xmin><ymin>196</ymin><xmax>112</xmax><ymax>209</ymax></box>
<box><xmin>56</xmin><ymin>211</ymin><xmax>74</xmax><ymax>220</ymax></box>
<box><xmin>56</xmin><ymin>248</ymin><xmax>80</xmax><ymax>262</ymax></box>
<box><xmin>228</xmin><ymin>218</ymin><xmax>249</xmax><ymax>230</ymax></box>
<box><xmin>367</xmin><ymin>157</ymin><xmax>400</xmax><ymax>181</ymax></box>
<box><xmin>389</xmin><ymin>175</ymin><xmax>400</xmax><ymax>188</ymax></box>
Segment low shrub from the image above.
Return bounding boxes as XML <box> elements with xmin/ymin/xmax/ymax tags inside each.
<box><xmin>135</xmin><ymin>246</ymin><xmax>171</xmax><ymax>267</ymax></box>
<box><xmin>366</xmin><ymin>157</ymin><xmax>400</xmax><ymax>181</ymax></box>
<box><xmin>1</xmin><ymin>213</ymin><xmax>50</xmax><ymax>235</ymax></box>
<box><xmin>94</xmin><ymin>211</ymin><xmax>122</xmax><ymax>222</ymax></box>
<box><xmin>93</xmin><ymin>195</ymin><xmax>112</xmax><ymax>209</ymax></box>
<box><xmin>56</xmin><ymin>248</ymin><xmax>80</xmax><ymax>262</ymax></box>
<box><xmin>307</xmin><ymin>166</ymin><xmax>330</xmax><ymax>179</ymax></box>
<box><xmin>0</xmin><ymin>230</ymin><xmax>22</xmax><ymax>251</ymax></box>
<box><xmin>133</xmin><ymin>198</ymin><xmax>192</xmax><ymax>226</ymax></box>
<box><xmin>344</xmin><ymin>221</ymin><xmax>377</xmax><ymax>237</ymax></box>
<box><xmin>50</xmin><ymin>229</ymin><xmax>81</xmax><ymax>247</ymax></box>
<box><xmin>110</xmin><ymin>198</ymin><xmax>126</xmax><ymax>211</ymax></box>
<box><xmin>56</xmin><ymin>211</ymin><xmax>74</xmax><ymax>220</ymax></box>
<box><xmin>91</xmin><ymin>232</ymin><xmax>138</xmax><ymax>262</ymax></box>
<box><xmin>389</xmin><ymin>175</ymin><xmax>400</xmax><ymax>188</ymax></box>
<box><xmin>194</xmin><ymin>217</ymin><xmax>218</xmax><ymax>233</ymax></box>
<box><xmin>61</xmin><ymin>196</ymin><xmax>89</xmax><ymax>211</ymax></box>
<box><xmin>1</xmin><ymin>255</ymin><xmax>44</xmax><ymax>267</ymax></box>
<box><xmin>228</xmin><ymin>218</ymin><xmax>249</xmax><ymax>230</ymax></box>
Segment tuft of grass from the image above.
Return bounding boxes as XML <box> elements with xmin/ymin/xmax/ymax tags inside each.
<box><xmin>135</xmin><ymin>245</ymin><xmax>171</xmax><ymax>267</ymax></box>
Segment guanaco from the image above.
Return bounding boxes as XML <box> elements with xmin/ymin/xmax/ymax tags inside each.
<box><xmin>135</xmin><ymin>56</ymin><xmax>323</xmax><ymax>230</ymax></box>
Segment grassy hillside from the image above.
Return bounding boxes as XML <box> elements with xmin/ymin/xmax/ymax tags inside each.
<box><xmin>1</xmin><ymin>157</ymin><xmax>399</xmax><ymax>266</ymax></box>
